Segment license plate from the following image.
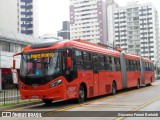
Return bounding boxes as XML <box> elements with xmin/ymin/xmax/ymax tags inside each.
<box><xmin>32</xmin><ymin>95</ymin><xmax>39</xmax><ymax>99</ymax></box>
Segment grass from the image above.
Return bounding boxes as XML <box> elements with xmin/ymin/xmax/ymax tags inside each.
<box><xmin>0</xmin><ymin>99</ymin><xmax>41</xmax><ymax>108</ymax></box>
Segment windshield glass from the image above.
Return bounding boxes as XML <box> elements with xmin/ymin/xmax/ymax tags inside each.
<box><xmin>20</xmin><ymin>51</ymin><xmax>62</xmax><ymax>77</ymax></box>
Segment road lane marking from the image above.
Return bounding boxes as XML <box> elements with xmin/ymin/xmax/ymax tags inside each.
<box><xmin>116</xmin><ymin>95</ymin><xmax>160</xmax><ymax>120</ymax></box>
<box><xmin>46</xmin><ymin>86</ymin><xmax>156</xmax><ymax>115</ymax></box>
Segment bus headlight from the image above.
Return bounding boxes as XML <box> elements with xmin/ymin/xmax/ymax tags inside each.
<box><xmin>50</xmin><ymin>79</ymin><xmax>62</xmax><ymax>88</ymax></box>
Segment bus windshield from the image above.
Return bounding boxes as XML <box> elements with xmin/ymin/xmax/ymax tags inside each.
<box><xmin>20</xmin><ymin>51</ymin><xmax>61</xmax><ymax>77</ymax></box>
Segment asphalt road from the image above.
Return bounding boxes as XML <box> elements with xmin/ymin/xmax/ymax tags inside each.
<box><xmin>2</xmin><ymin>80</ymin><xmax>160</xmax><ymax>120</ymax></box>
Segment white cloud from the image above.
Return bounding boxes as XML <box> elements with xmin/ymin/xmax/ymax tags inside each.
<box><xmin>38</xmin><ymin>0</ymin><xmax>160</xmax><ymax>36</ymax></box>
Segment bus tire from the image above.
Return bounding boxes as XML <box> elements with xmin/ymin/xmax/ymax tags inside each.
<box><xmin>112</xmin><ymin>81</ymin><xmax>116</xmax><ymax>95</ymax></box>
<box><xmin>77</xmin><ymin>85</ymin><xmax>85</xmax><ymax>103</ymax></box>
<box><xmin>147</xmin><ymin>78</ymin><xmax>152</xmax><ymax>86</ymax></box>
<box><xmin>137</xmin><ymin>80</ymin><xmax>140</xmax><ymax>89</ymax></box>
<box><xmin>42</xmin><ymin>99</ymin><xmax>53</xmax><ymax>104</ymax></box>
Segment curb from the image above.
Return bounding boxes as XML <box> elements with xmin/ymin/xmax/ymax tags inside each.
<box><xmin>0</xmin><ymin>101</ymin><xmax>43</xmax><ymax>111</ymax></box>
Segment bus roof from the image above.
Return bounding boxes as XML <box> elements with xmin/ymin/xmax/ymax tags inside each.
<box><xmin>23</xmin><ymin>40</ymin><xmax>121</xmax><ymax>57</ymax></box>
<box><xmin>124</xmin><ymin>53</ymin><xmax>152</xmax><ymax>63</ymax></box>
<box><xmin>65</xmin><ymin>40</ymin><xmax>120</xmax><ymax>57</ymax></box>
<box><xmin>22</xmin><ymin>39</ymin><xmax>152</xmax><ymax>63</ymax></box>
<box><xmin>124</xmin><ymin>53</ymin><xmax>140</xmax><ymax>61</ymax></box>
<box><xmin>142</xmin><ymin>57</ymin><xmax>152</xmax><ymax>63</ymax></box>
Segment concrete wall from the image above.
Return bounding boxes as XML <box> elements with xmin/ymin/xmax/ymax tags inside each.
<box><xmin>0</xmin><ymin>51</ymin><xmax>21</xmax><ymax>69</ymax></box>
<box><xmin>0</xmin><ymin>0</ymin><xmax>18</xmax><ymax>32</ymax></box>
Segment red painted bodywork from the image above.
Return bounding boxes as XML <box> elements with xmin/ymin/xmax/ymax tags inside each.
<box><xmin>19</xmin><ymin>40</ymin><xmax>155</xmax><ymax>100</ymax></box>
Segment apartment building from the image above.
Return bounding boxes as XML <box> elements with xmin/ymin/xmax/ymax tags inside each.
<box><xmin>70</xmin><ymin>0</ymin><xmax>107</xmax><ymax>44</ymax></box>
<box><xmin>0</xmin><ymin>0</ymin><xmax>39</xmax><ymax>36</ymax></box>
<box><xmin>57</xmin><ymin>21</ymin><xmax>70</xmax><ymax>40</ymax></box>
<box><xmin>114</xmin><ymin>1</ymin><xmax>159</xmax><ymax>63</ymax></box>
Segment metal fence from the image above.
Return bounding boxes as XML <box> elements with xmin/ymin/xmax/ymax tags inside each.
<box><xmin>0</xmin><ymin>83</ymin><xmax>19</xmax><ymax>105</ymax></box>
<box><xmin>0</xmin><ymin>88</ymin><xmax>19</xmax><ymax>105</ymax></box>
<box><xmin>0</xmin><ymin>83</ymin><xmax>34</xmax><ymax>106</ymax></box>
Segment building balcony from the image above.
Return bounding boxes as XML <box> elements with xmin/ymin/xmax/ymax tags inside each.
<box><xmin>121</xmin><ymin>37</ymin><xmax>127</xmax><ymax>39</ymax></box>
<box><xmin>21</xmin><ymin>0</ymin><xmax>32</xmax><ymax>3</ymax></box>
<box><xmin>21</xmin><ymin>5</ymin><xmax>32</xmax><ymax>9</ymax></box>
<box><xmin>21</xmin><ymin>30</ymin><xmax>33</xmax><ymax>34</ymax></box>
<box><xmin>21</xmin><ymin>24</ymin><xmax>33</xmax><ymax>28</ymax></box>
<box><xmin>21</xmin><ymin>18</ymin><xmax>33</xmax><ymax>21</ymax></box>
<box><xmin>21</xmin><ymin>11</ymin><xmax>33</xmax><ymax>15</ymax></box>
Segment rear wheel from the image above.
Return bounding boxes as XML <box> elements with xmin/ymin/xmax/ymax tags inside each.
<box><xmin>112</xmin><ymin>82</ymin><xmax>116</xmax><ymax>95</ymax></box>
<box><xmin>137</xmin><ymin>80</ymin><xmax>140</xmax><ymax>89</ymax></box>
<box><xmin>77</xmin><ymin>86</ymin><xmax>85</xmax><ymax>103</ymax></box>
<box><xmin>42</xmin><ymin>99</ymin><xmax>53</xmax><ymax>104</ymax></box>
<box><xmin>147</xmin><ymin>78</ymin><xmax>152</xmax><ymax>86</ymax></box>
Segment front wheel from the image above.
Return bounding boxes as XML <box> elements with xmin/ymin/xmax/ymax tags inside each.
<box><xmin>77</xmin><ymin>86</ymin><xmax>85</xmax><ymax>103</ymax></box>
<box><xmin>42</xmin><ymin>99</ymin><xmax>53</xmax><ymax>104</ymax></box>
<box><xmin>112</xmin><ymin>82</ymin><xmax>116</xmax><ymax>95</ymax></box>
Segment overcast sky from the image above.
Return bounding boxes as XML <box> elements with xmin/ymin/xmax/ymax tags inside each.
<box><xmin>38</xmin><ymin>0</ymin><xmax>159</xmax><ymax>36</ymax></box>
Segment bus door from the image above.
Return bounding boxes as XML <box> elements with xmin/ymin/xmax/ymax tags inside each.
<box><xmin>92</xmin><ymin>55</ymin><xmax>99</xmax><ymax>96</ymax></box>
<box><xmin>140</xmin><ymin>57</ymin><xmax>145</xmax><ymax>85</ymax></box>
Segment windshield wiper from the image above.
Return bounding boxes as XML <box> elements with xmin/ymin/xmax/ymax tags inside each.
<box><xmin>25</xmin><ymin>60</ymin><xmax>36</xmax><ymax>78</ymax></box>
<box><xmin>25</xmin><ymin>67</ymin><xmax>33</xmax><ymax>79</ymax></box>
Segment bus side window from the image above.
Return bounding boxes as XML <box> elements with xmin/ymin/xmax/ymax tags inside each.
<box><xmin>92</xmin><ymin>54</ymin><xmax>99</xmax><ymax>72</ymax></box>
<box><xmin>133</xmin><ymin>60</ymin><xmax>137</xmax><ymax>71</ymax></box>
<box><xmin>144</xmin><ymin>62</ymin><xmax>147</xmax><ymax>71</ymax></box>
<box><xmin>135</xmin><ymin>61</ymin><xmax>137</xmax><ymax>71</ymax></box>
<box><xmin>99</xmin><ymin>55</ymin><xmax>105</xmax><ymax>70</ymax></box>
<box><xmin>112</xmin><ymin>57</ymin><xmax>116</xmax><ymax>71</ymax></box>
<box><xmin>128</xmin><ymin>60</ymin><xmax>133</xmax><ymax>71</ymax></box>
<box><xmin>137</xmin><ymin>61</ymin><xmax>139</xmax><ymax>71</ymax></box>
<box><xmin>75</xmin><ymin>50</ymin><xmax>84</xmax><ymax>69</ymax></box>
<box><xmin>83</xmin><ymin>51</ymin><xmax>92</xmax><ymax>70</ymax></box>
<box><xmin>144</xmin><ymin>62</ymin><xmax>146</xmax><ymax>71</ymax></box>
<box><xmin>105</xmin><ymin>56</ymin><xmax>110</xmax><ymax>71</ymax></box>
<box><xmin>115</xmin><ymin>58</ymin><xmax>121</xmax><ymax>71</ymax></box>
<box><xmin>128</xmin><ymin>60</ymin><xmax>131</xmax><ymax>71</ymax></box>
<box><xmin>138</xmin><ymin>61</ymin><xmax>141</xmax><ymax>71</ymax></box>
<box><xmin>133</xmin><ymin>61</ymin><xmax>136</xmax><ymax>71</ymax></box>
<box><xmin>152</xmin><ymin>63</ymin><xmax>154</xmax><ymax>71</ymax></box>
<box><xmin>150</xmin><ymin>63</ymin><xmax>154</xmax><ymax>71</ymax></box>
<box><xmin>62</xmin><ymin>51</ymin><xmax>66</xmax><ymax>70</ymax></box>
<box><xmin>148</xmin><ymin>63</ymin><xmax>150</xmax><ymax>71</ymax></box>
<box><xmin>126</xmin><ymin>59</ymin><xmax>129</xmax><ymax>71</ymax></box>
<box><xmin>146</xmin><ymin>63</ymin><xmax>148</xmax><ymax>71</ymax></box>
<box><xmin>56</xmin><ymin>52</ymin><xmax>62</xmax><ymax>72</ymax></box>
<box><xmin>109</xmin><ymin>56</ymin><xmax>113</xmax><ymax>71</ymax></box>
<box><xmin>131</xmin><ymin>60</ymin><xmax>134</xmax><ymax>71</ymax></box>
<box><xmin>148</xmin><ymin>63</ymin><xmax>151</xmax><ymax>71</ymax></box>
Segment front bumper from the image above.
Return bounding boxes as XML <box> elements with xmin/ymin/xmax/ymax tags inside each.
<box><xmin>20</xmin><ymin>85</ymin><xmax>65</xmax><ymax>100</ymax></box>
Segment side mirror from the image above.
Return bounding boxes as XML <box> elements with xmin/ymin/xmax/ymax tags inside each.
<box><xmin>13</xmin><ymin>60</ymin><xmax>16</xmax><ymax>69</ymax></box>
<box><xmin>66</xmin><ymin>57</ymin><xmax>72</xmax><ymax>69</ymax></box>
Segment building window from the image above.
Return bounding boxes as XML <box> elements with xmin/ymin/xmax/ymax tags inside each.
<box><xmin>0</xmin><ymin>42</ymin><xmax>10</xmax><ymax>52</ymax></box>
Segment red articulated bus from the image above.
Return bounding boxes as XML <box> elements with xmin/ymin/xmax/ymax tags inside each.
<box><xmin>14</xmin><ymin>39</ymin><xmax>155</xmax><ymax>104</ymax></box>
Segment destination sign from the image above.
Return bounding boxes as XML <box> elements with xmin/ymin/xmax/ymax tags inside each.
<box><xmin>30</xmin><ymin>53</ymin><xmax>54</xmax><ymax>59</ymax></box>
